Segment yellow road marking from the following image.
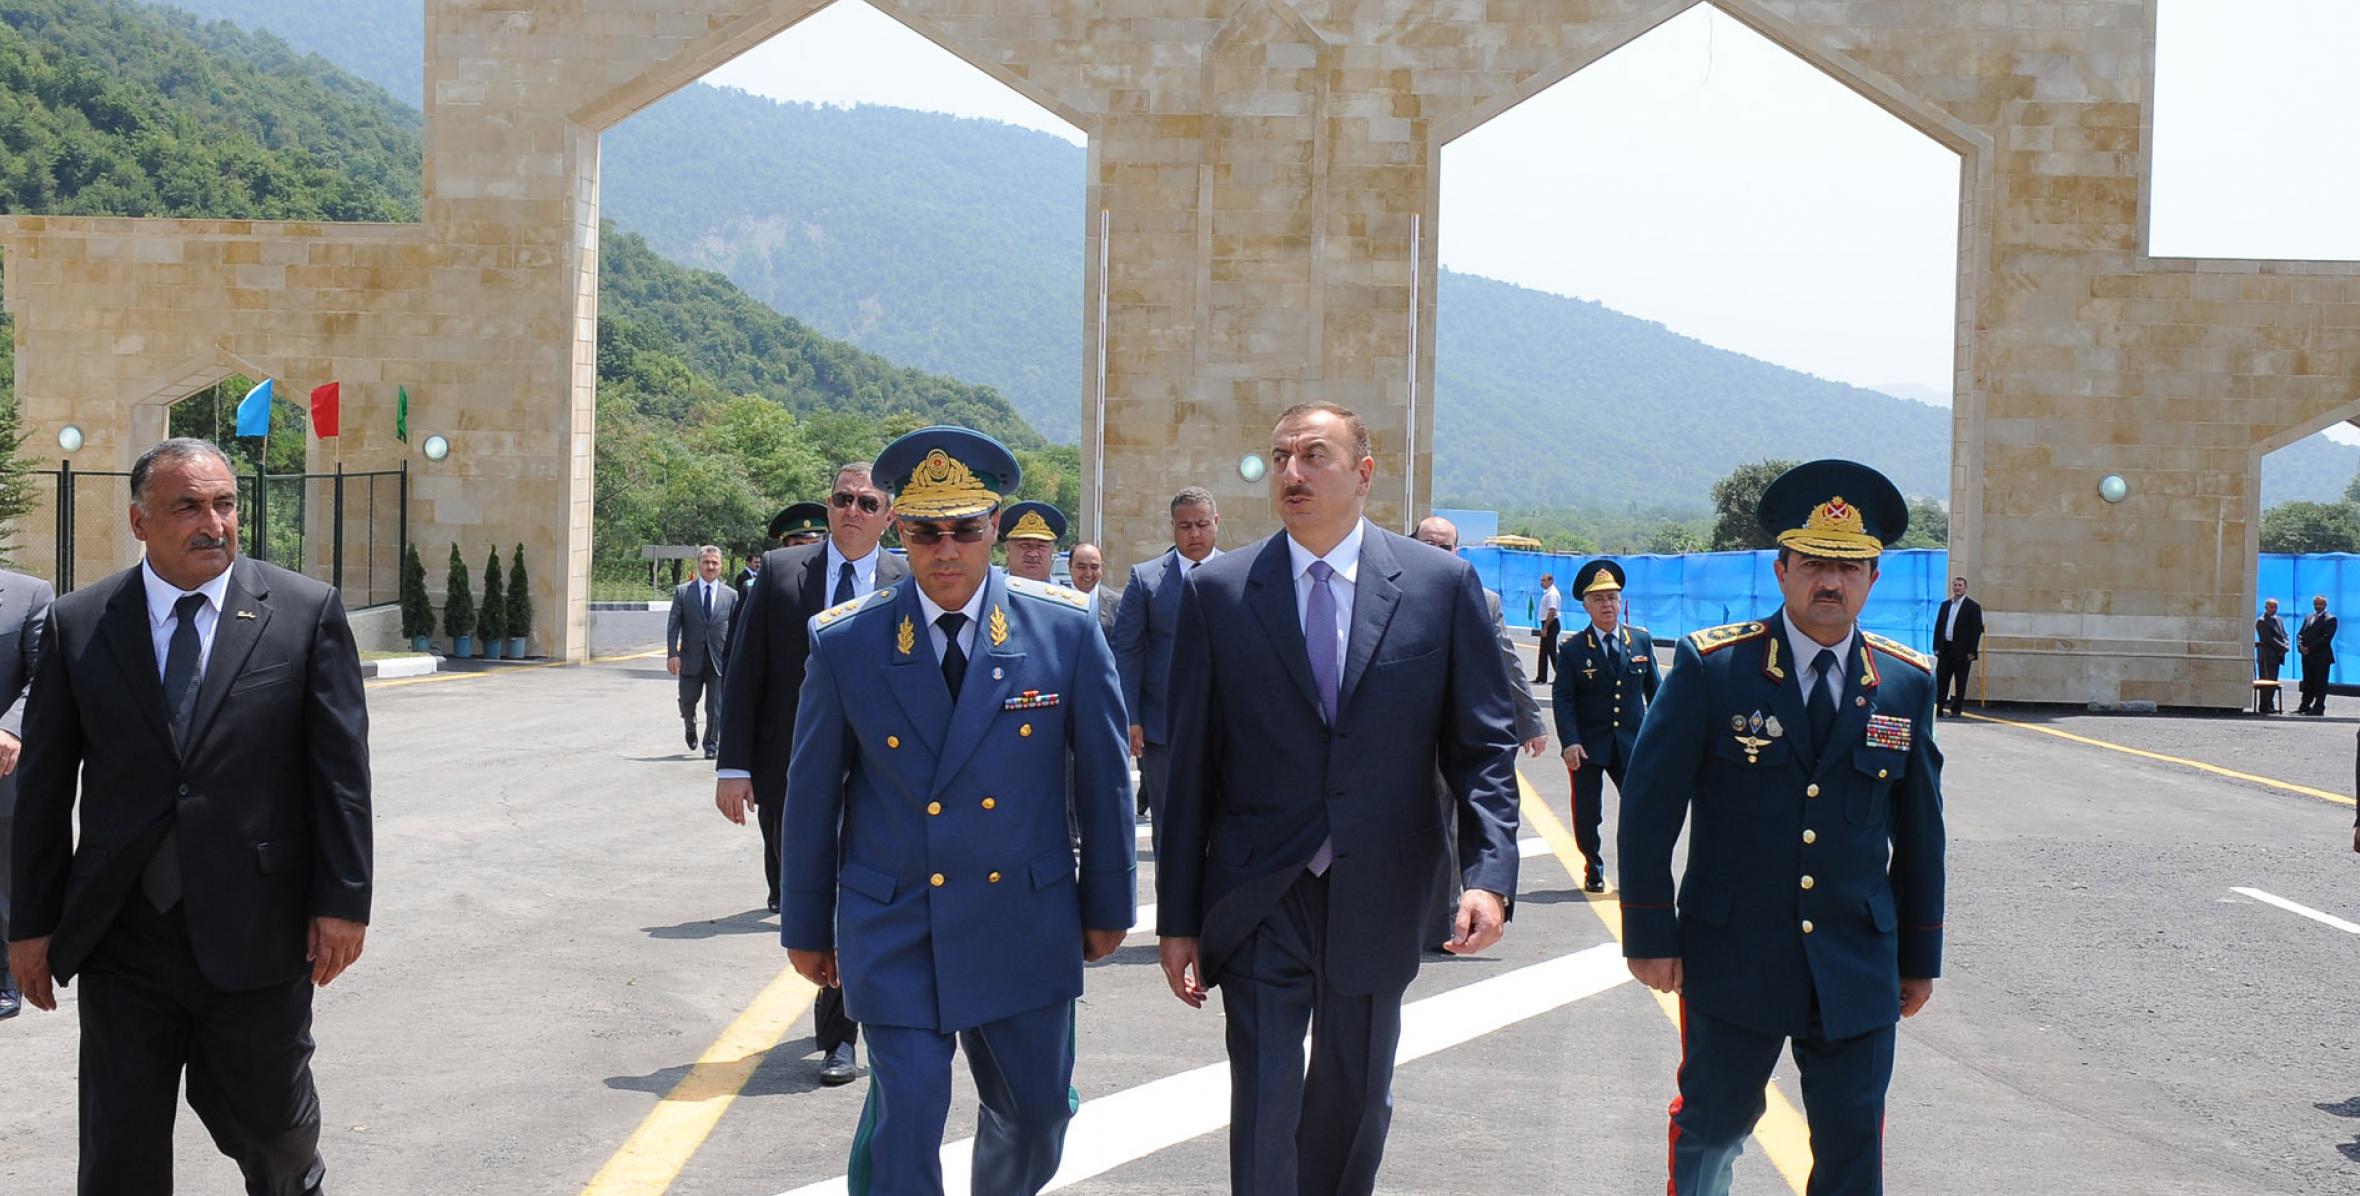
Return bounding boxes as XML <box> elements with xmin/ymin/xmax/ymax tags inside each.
<box><xmin>1518</xmin><ymin>772</ymin><xmax>1813</xmax><ymax>1194</ymax></box>
<box><xmin>368</xmin><ymin>648</ymin><xmax>667</xmax><ymax>688</ymax></box>
<box><xmin>1961</xmin><ymin>711</ymin><xmax>2356</xmax><ymax>808</ymax></box>
<box><xmin>578</xmin><ymin>965</ymin><xmax>820</xmax><ymax>1195</ymax></box>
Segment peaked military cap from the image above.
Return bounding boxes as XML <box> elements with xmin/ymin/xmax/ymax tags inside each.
<box><xmin>874</xmin><ymin>426</ymin><xmax>1021</xmax><ymax>521</ymax></box>
<box><xmin>1757</xmin><ymin>459</ymin><xmax>1908</xmax><ymax>560</ymax></box>
<box><xmin>998</xmin><ymin>499</ymin><xmax>1067</xmax><ymax>544</ymax></box>
<box><xmin>1574</xmin><ymin>558</ymin><xmax>1626</xmax><ymax>597</ymax></box>
<box><xmin>769</xmin><ymin>500</ymin><xmax>828</xmax><ymax>543</ymax></box>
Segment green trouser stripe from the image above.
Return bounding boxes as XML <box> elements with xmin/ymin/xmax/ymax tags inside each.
<box><xmin>846</xmin><ymin>1068</ymin><xmax>882</xmax><ymax>1196</ymax></box>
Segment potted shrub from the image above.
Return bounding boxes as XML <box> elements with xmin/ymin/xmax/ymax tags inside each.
<box><xmin>443</xmin><ymin>543</ymin><xmax>475</xmax><ymax>658</ymax></box>
<box><xmin>505</xmin><ymin>544</ymin><xmax>531</xmax><ymax>658</ymax></box>
<box><xmin>399</xmin><ymin>543</ymin><xmax>433</xmax><ymax>652</ymax></box>
<box><xmin>478</xmin><ymin>547</ymin><xmax>506</xmax><ymax>659</ymax></box>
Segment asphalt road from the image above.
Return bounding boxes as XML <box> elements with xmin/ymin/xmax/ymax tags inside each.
<box><xmin>3</xmin><ymin>638</ymin><xmax>2356</xmax><ymax>1194</ymax></box>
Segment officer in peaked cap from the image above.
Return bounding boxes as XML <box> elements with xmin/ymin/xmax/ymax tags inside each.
<box><xmin>779</xmin><ymin>425</ymin><xmax>1135</xmax><ymax>1196</ymax></box>
<box><xmin>770</xmin><ymin>500</ymin><xmax>830</xmax><ymax>548</ymax></box>
<box><xmin>1551</xmin><ymin>558</ymin><xmax>1658</xmax><ymax>892</ymax></box>
<box><xmin>999</xmin><ymin>499</ymin><xmax>1068</xmax><ymax>583</ymax></box>
<box><xmin>1616</xmin><ymin>459</ymin><xmax>1945</xmax><ymax>1196</ymax></box>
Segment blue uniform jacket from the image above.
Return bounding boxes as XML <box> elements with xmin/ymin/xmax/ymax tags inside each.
<box><xmin>1550</xmin><ymin>623</ymin><xmax>1659</xmax><ymax>770</ymax></box>
<box><xmin>1617</xmin><ymin>613</ymin><xmax>1945</xmax><ymax>1041</ymax></box>
<box><xmin>781</xmin><ymin>569</ymin><xmax>1136</xmax><ymax>1033</ymax></box>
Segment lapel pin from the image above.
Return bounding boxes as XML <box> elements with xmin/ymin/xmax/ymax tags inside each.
<box><xmin>992</xmin><ymin>666</ymin><xmax>1004</xmax><ymax>680</ymax></box>
<box><xmin>1855</xmin><ymin>696</ymin><xmax>1867</xmax><ymax>707</ymax></box>
<box><xmin>235</xmin><ymin>610</ymin><xmax>256</xmax><ymax>620</ymax></box>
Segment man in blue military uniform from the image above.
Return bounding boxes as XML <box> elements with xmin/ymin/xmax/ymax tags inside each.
<box><xmin>781</xmin><ymin>427</ymin><xmax>1136</xmax><ymax>1196</ymax></box>
<box><xmin>1617</xmin><ymin>460</ymin><xmax>1946</xmax><ymax>1196</ymax></box>
<box><xmin>999</xmin><ymin>499</ymin><xmax>1067</xmax><ymax>583</ymax></box>
<box><xmin>1551</xmin><ymin>559</ymin><xmax>1658</xmax><ymax>892</ymax></box>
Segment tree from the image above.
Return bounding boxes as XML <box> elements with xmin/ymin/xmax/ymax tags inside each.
<box><xmin>477</xmin><ymin>546</ymin><xmax>506</xmax><ymax>643</ymax></box>
<box><xmin>1646</xmin><ymin>521</ymin><xmax>1705</xmax><ymax>555</ymax></box>
<box><xmin>1707</xmin><ymin>459</ymin><xmax>1800</xmax><ymax>551</ymax></box>
<box><xmin>399</xmin><ymin>542</ymin><xmax>433</xmax><ymax>641</ymax></box>
<box><xmin>2260</xmin><ymin>501</ymin><xmax>2360</xmax><ymax>554</ymax></box>
<box><xmin>442</xmin><ymin>543</ymin><xmax>474</xmax><ymax>640</ymax></box>
<box><xmin>0</xmin><ymin>386</ymin><xmax>43</xmax><ymax>568</ymax></box>
<box><xmin>1896</xmin><ymin>497</ymin><xmax>1949</xmax><ymax>550</ymax></box>
<box><xmin>506</xmin><ymin>544</ymin><xmax>532</xmax><ymax>648</ymax></box>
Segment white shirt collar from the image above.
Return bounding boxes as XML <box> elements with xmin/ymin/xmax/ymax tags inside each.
<box><xmin>915</xmin><ymin>574</ymin><xmax>990</xmax><ymax>633</ymax></box>
<box><xmin>828</xmin><ymin>538</ymin><xmax>881</xmax><ymax>579</ymax></box>
<box><xmin>1174</xmin><ymin>545</ymin><xmax>1221</xmax><ymax>572</ymax></box>
<box><xmin>1286</xmin><ymin>520</ymin><xmax>1365</xmax><ymax>585</ymax></box>
<box><xmin>1781</xmin><ymin>610</ymin><xmax>1856</xmax><ymax>687</ymax></box>
<box><xmin>142</xmin><ymin>558</ymin><xmax>233</xmax><ymax>627</ymax></box>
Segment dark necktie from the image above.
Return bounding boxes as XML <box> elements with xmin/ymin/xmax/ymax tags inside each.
<box><xmin>700</xmin><ymin>581</ymin><xmax>712</xmax><ymax>620</ymax></box>
<box><xmin>143</xmin><ymin>592</ymin><xmax>208</xmax><ymax>912</ymax></box>
<box><xmin>937</xmin><ymin>612</ymin><xmax>969</xmax><ymax>700</ymax></box>
<box><xmin>1807</xmin><ymin>648</ymin><xmax>1839</xmax><ymax>758</ymax></box>
<box><xmin>836</xmin><ymin>562</ymin><xmax>856</xmax><ymax>606</ymax></box>
<box><xmin>1304</xmin><ymin>561</ymin><xmax>1341</xmax><ymax>876</ymax></box>
<box><xmin>1604</xmin><ymin>631</ymin><xmax>1622</xmax><ymax>670</ymax></box>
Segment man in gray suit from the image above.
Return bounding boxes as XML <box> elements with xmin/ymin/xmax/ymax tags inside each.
<box><xmin>0</xmin><ymin>566</ymin><xmax>52</xmax><ymax>1019</ymax></box>
<box><xmin>1112</xmin><ymin>487</ymin><xmax>1222</xmax><ymax>845</ymax></box>
<box><xmin>1071</xmin><ymin>542</ymin><xmax>1115</xmax><ymax>641</ymax></box>
<box><xmin>667</xmin><ymin>545</ymin><xmax>737</xmax><ymax>759</ymax></box>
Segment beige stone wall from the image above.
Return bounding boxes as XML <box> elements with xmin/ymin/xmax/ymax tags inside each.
<box><xmin>4</xmin><ymin>0</ymin><xmax>2357</xmax><ymax>704</ymax></box>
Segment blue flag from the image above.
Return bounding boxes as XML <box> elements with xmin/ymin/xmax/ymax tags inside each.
<box><xmin>234</xmin><ymin>378</ymin><xmax>274</xmax><ymax>438</ymax></box>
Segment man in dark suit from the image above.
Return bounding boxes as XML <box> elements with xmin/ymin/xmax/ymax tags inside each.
<box><xmin>1112</xmin><ymin>485</ymin><xmax>1222</xmax><ymax>843</ymax></box>
<box><xmin>1157</xmin><ymin>403</ymin><xmax>1521</xmax><ymax>1196</ymax></box>
<box><xmin>667</xmin><ymin>545</ymin><xmax>737</xmax><ymax>758</ymax></box>
<box><xmin>715</xmin><ymin>463</ymin><xmax>904</xmax><ymax>1085</ymax></box>
<box><xmin>1932</xmin><ymin>576</ymin><xmax>1984</xmax><ymax>718</ymax></box>
<box><xmin>0</xmin><ymin>566</ymin><xmax>53</xmax><ymax>1019</ymax></box>
<box><xmin>1551</xmin><ymin>558</ymin><xmax>1659</xmax><ymax>892</ymax></box>
<box><xmin>1070</xmin><ymin>542</ymin><xmax>1115</xmax><ymax>641</ymax></box>
<box><xmin>2299</xmin><ymin>594</ymin><xmax>2337</xmax><ymax>715</ymax></box>
<box><xmin>8</xmin><ymin>437</ymin><xmax>372</xmax><ymax>1194</ymax></box>
<box><xmin>1619</xmin><ymin>460</ymin><xmax>1944</xmax><ymax>1196</ymax></box>
<box><xmin>2256</xmin><ymin>597</ymin><xmax>2290</xmax><ymax>714</ymax></box>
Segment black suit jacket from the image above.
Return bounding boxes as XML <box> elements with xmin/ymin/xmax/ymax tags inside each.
<box><xmin>1933</xmin><ymin>596</ymin><xmax>1983</xmax><ymax>658</ymax></box>
<box><xmin>2257</xmin><ymin>613</ymin><xmax>2290</xmax><ymax>667</ymax></box>
<box><xmin>716</xmin><ymin>543</ymin><xmax>909</xmax><ymax>806</ymax></box>
<box><xmin>1155</xmin><ymin>527</ymin><xmax>1521</xmax><ymax>996</ymax></box>
<box><xmin>2301</xmin><ymin>612</ymin><xmax>2339</xmax><ymax>663</ymax></box>
<box><xmin>9</xmin><ymin>557</ymin><xmax>372</xmax><ymax>991</ymax></box>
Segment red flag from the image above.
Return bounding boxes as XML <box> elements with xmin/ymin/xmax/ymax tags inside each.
<box><xmin>310</xmin><ymin>381</ymin><xmax>340</xmax><ymax>438</ymax></box>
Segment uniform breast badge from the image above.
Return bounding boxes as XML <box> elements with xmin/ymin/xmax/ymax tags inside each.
<box><xmin>897</xmin><ymin>615</ymin><xmax>915</xmax><ymax>656</ymax></box>
<box><xmin>989</xmin><ymin>604</ymin><xmax>1010</xmax><ymax>647</ymax></box>
<box><xmin>1865</xmin><ymin>713</ymin><xmax>1912</xmax><ymax>750</ymax></box>
<box><xmin>1582</xmin><ymin>659</ymin><xmax>1598</xmax><ymax>681</ymax></box>
<box><xmin>1731</xmin><ymin>711</ymin><xmax>1773</xmax><ymax>763</ymax></box>
<box><xmin>1002</xmin><ymin>690</ymin><xmax>1062</xmax><ymax>711</ymax></box>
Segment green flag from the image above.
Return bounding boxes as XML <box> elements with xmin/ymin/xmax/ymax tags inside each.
<box><xmin>395</xmin><ymin>385</ymin><xmax>409</xmax><ymax>443</ymax></box>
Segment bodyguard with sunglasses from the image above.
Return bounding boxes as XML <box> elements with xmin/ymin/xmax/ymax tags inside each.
<box><xmin>715</xmin><ymin>463</ymin><xmax>904</xmax><ymax>1086</ymax></box>
<box><xmin>780</xmin><ymin>426</ymin><xmax>1134</xmax><ymax>1196</ymax></box>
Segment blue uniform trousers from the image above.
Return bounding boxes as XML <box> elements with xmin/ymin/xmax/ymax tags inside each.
<box><xmin>1670</xmin><ymin>999</ymin><xmax>1894</xmax><ymax>1196</ymax></box>
<box><xmin>849</xmin><ymin>1001</ymin><xmax>1077</xmax><ymax>1196</ymax></box>
<box><xmin>1566</xmin><ymin>751</ymin><xmax>1624</xmax><ymax>881</ymax></box>
<box><xmin>1221</xmin><ymin>872</ymin><xmax>1405</xmax><ymax>1196</ymax></box>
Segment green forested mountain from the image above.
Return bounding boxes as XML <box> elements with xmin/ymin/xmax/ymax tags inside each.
<box><xmin>153</xmin><ymin>0</ymin><xmax>421</xmax><ymax>106</ymax></box>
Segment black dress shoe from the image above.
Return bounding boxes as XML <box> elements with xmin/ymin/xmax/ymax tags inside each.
<box><xmin>685</xmin><ymin>724</ymin><xmax>699</xmax><ymax>750</ymax></box>
<box><xmin>818</xmin><ymin>1043</ymin><xmax>858</xmax><ymax>1086</ymax></box>
<box><xmin>766</xmin><ymin>897</ymin><xmax>780</xmax><ymax>914</ymax></box>
<box><xmin>1584</xmin><ymin>875</ymin><xmax>1606</xmax><ymax>893</ymax></box>
<box><xmin>703</xmin><ymin>746</ymin><xmax>718</xmax><ymax>759</ymax></box>
<box><xmin>0</xmin><ymin>986</ymin><xmax>19</xmax><ymax>1020</ymax></box>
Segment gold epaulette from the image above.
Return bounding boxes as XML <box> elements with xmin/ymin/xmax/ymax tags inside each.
<box><xmin>1863</xmin><ymin>632</ymin><xmax>1931</xmax><ymax>673</ymax></box>
<box><xmin>1688</xmin><ymin>621</ymin><xmax>1767</xmax><ymax>655</ymax></box>
<box><xmin>1006</xmin><ymin>575</ymin><xmax>1090</xmax><ymax>610</ymax></box>
<box><xmin>812</xmin><ymin>586</ymin><xmax>896</xmax><ymax>632</ymax></box>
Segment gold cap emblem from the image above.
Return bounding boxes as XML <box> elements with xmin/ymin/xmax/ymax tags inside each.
<box><xmin>1776</xmin><ymin>495</ymin><xmax>1883</xmax><ymax>559</ymax></box>
<box><xmin>1006</xmin><ymin>509</ymin><xmax>1057</xmax><ymax>541</ymax></box>
<box><xmin>895</xmin><ymin>449</ymin><xmax>999</xmax><ymax>519</ymax></box>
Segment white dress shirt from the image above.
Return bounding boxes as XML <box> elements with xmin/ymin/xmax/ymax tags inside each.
<box><xmin>917</xmin><ymin>578</ymin><xmax>989</xmax><ymax>663</ymax></box>
<box><xmin>142</xmin><ymin>559</ymin><xmax>231</xmax><ymax>679</ymax></box>
<box><xmin>827</xmin><ymin>540</ymin><xmax>883</xmax><ymax>600</ymax></box>
<box><xmin>1942</xmin><ymin>596</ymin><xmax>1963</xmax><ymax>641</ymax></box>
<box><xmin>1174</xmin><ymin>545</ymin><xmax>1222</xmax><ymax>576</ymax></box>
<box><xmin>1287</xmin><ymin>519</ymin><xmax>1364</xmax><ymax>682</ymax></box>
<box><xmin>1540</xmin><ymin>584</ymin><xmax>1562</xmax><ymax>621</ymax></box>
<box><xmin>695</xmin><ymin>577</ymin><xmax>719</xmax><ymax>613</ymax></box>
<box><xmin>1781</xmin><ymin>611</ymin><xmax>1857</xmax><ymax>709</ymax></box>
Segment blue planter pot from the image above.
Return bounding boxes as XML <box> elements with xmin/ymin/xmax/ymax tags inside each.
<box><xmin>507</xmin><ymin>637</ymin><xmax>527</xmax><ymax>658</ymax></box>
<box><xmin>485</xmin><ymin>639</ymin><xmax>505</xmax><ymax>660</ymax></box>
<box><xmin>451</xmin><ymin>634</ymin><xmax>472</xmax><ymax>658</ymax></box>
<box><xmin>410</xmin><ymin>635</ymin><xmax>429</xmax><ymax>653</ymax></box>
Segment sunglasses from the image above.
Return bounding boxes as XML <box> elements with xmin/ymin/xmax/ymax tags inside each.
<box><xmin>899</xmin><ymin>519</ymin><xmax>994</xmax><ymax>546</ymax></box>
<box><xmin>830</xmin><ymin>491</ymin><xmax>885</xmax><ymax>514</ymax></box>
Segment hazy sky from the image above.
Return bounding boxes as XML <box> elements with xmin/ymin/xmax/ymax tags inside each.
<box><xmin>706</xmin><ymin>0</ymin><xmax>2360</xmax><ymax>429</ymax></box>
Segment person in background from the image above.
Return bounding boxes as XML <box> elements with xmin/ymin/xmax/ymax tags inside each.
<box><xmin>1535</xmin><ymin>571</ymin><xmax>1563</xmax><ymax>685</ymax></box>
<box><xmin>1932</xmin><ymin>576</ymin><xmax>1983</xmax><ymax>718</ymax></box>
<box><xmin>775</xmin><ymin>501</ymin><xmax>830</xmax><ymax>550</ymax></box>
<box><xmin>2256</xmin><ymin>597</ymin><xmax>2290</xmax><ymax>715</ymax></box>
<box><xmin>2298</xmin><ymin>594</ymin><xmax>2337</xmax><ymax>716</ymax></box>
<box><xmin>0</xmin><ymin>567</ymin><xmax>51</xmax><ymax>1020</ymax></box>
<box><xmin>666</xmin><ymin>545</ymin><xmax>736</xmax><ymax>759</ymax></box>
<box><xmin>1070</xmin><ymin>542</ymin><xmax>1114</xmax><ymax>640</ymax></box>
<box><xmin>1552</xmin><ymin>559</ymin><xmax>1659</xmax><ymax>893</ymax></box>
<box><xmin>999</xmin><ymin>500</ymin><xmax>1067</xmax><ymax>583</ymax></box>
<box><xmin>1112</xmin><ymin>486</ymin><xmax>1222</xmax><ymax>842</ymax></box>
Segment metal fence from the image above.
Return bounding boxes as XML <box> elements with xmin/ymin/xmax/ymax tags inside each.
<box><xmin>34</xmin><ymin>462</ymin><xmax>408</xmax><ymax>608</ymax></box>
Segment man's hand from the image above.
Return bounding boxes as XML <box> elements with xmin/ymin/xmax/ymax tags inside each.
<box><xmin>1900</xmin><ymin>977</ymin><xmax>1935</xmax><ymax>1018</ymax></box>
<box><xmin>1158</xmin><ymin>936</ymin><xmax>1207</xmax><ymax>1008</ymax></box>
<box><xmin>1128</xmin><ymin>724</ymin><xmax>1146</xmax><ymax>759</ymax></box>
<box><xmin>8</xmin><ymin>936</ymin><xmax>55</xmax><ymax>1011</ymax></box>
<box><xmin>1083</xmin><ymin>928</ymin><xmax>1125</xmax><ymax>963</ymax></box>
<box><xmin>1446</xmin><ymin>889</ymin><xmax>1508</xmax><ymax>955</ymax></box>
<box><xmin>307</xmin><ymin>917</ymin><xmax>366</xmax><ymax>988</ymax></box>
<box><xmin>715</xmin><ymin>777</ymin><xmax>754</xmax><ymax>825</ymax></box>
<box><xmin>667</xmin><ymin>655</ymin><xmax>682</xmax><ymax>677</ymax></box>
<box><xmin>1561</xmin><ymin>743</ymin><xmax>1587</xmax><ymax>771</ymax></box>
<box><xmin>1628</xmin><ymin>956</ymin><xmax>1683</xmax><ymax>994</ymax></box>
<box><xmin>1521</xmin><ymin>736</ymin><xmax>1548</xmax><ymax>758</ymax></box>
<box><xmin>789</xmin><ymin>948</ymin><xmax>840</xmax><ymax>989</ymax></box>
<box><xmin>0</xmin><ymin>730</ymin><xmax>20</xmax><ymax>777</ymax></box>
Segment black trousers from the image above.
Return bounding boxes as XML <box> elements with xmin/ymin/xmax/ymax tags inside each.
<box><xmin>2301</xmin><ymin>652</ymin><xmax>2333</xmax><ymax>712</ymax></box>
<box><xmin>813</xmin><ymin>984</ymin><xmax>859</xmax><ymax>1053</ymax></box>
<box><xmin>756</xmin><ymin>795</ymin><xmax>784</xmax><ymax>907</ymax></box>
<box><xmin>78</xmin><ymin>900</ymin><xmax>325</xmax><ymax>1196</ymax></box>
<box><xmin>1535</xmin><ymin>618</ymin><xmax>1561</xmax><ymax>684</ymax></box>
<box><xmin>0</xmin><ymin>814</ymin><xmax>13</xmax><ymax>991</ymax></box>
<box><xmin>1568</xmin><ymin>752</ymin><xmax>1624</xmax><ymax>880</ymax></box>
<box><xmin>677</xmin><ymin>662</ymin><xmax>721</xmax><ymax>748</ymax></box>
<box><xmin>1934</xmin><ymin>650</ymin><xmax>1974</xmax><ymax>712</ymax></box>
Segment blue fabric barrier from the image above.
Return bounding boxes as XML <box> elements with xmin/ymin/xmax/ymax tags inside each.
<box><xmin>2257</xmin><ymin>553</ymin><xmax>2360</xmax><ymax>686</ymax></box>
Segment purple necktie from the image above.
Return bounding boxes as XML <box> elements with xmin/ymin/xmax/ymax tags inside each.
<box><xmin>1305</xmin><ymin>560</ymin><xmax>1339</xmax><ymax>875</ymax></box>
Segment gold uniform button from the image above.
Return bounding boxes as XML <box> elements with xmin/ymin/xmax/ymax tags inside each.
<box><xmin>1805</xmin><ymin>783</ymin><xmax>1820</xmax><ymax>798</ymax></box>
<box><xmin>1800</xmin><ymin>875</ymin><xmax>1815</xmax><ymax>890</ymax></box>
<box><xmin>1019</xmin><ymin>723</ymin><xmax>1033</xmax><ymax>738</ymax></box>
<box><xmin>929</xmin><ymin>873</ymin><xmax>945</xmax><ymax>888</ymax></box>
<box><xmin>981</xmin><ymin>797</ymin><xmax>997</xmax><ymax>810</ymax></box>
<box><xmin>887</xmin><ymin>736</ymin><xmax>901</xmax><ymax>749</ymax></box>
<box><xmin>1801</xmin><ymin>919</ymin><xmax>1815</xmax><ymax>934</ymax></box>
<box><xmin>927</xmin><ymin>802</ymin><xmax>942</xmax><ymax>816</ymax></box>
<box><xmin>988</xmin><ymin>871</ymin><xmax>1002</xmax><ymax>884</ymax></box>
<box><xmin>1877</xmin><ymin>768</ymin><xmax>1889</xmax><ymax>779</ymax></box>
<box><xmin>1802</xmin><ymin>829</ymin><xmax>1817</xmax><ymax>844</ymax></box>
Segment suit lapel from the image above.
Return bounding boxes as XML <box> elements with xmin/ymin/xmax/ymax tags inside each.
<box><xmin>798</xmin><ymin>547</ymin><xmax>828</xmax><ymax>621</ymax></box>
<box><xmin>1245</xmin><ymin>536</ymin><xmax>1323</xmax><ymax>718</ymax></box>
<box><xmin>98</xmin><ymin>568</ymin><xmax>175</xmax><ymax>752</ymax></box>
<box><xmin>1337</xmin><ymin>526</ymin><xmax>1402</xmax><ymax>713</ymax></box>
<box><xmin>880</xmin><ymin>582</ymin><xmax>952</xmax><ymax>756</ymax></box>
<box><xmin>185</xmin><ymin>559</ymin><xmax>271</xmax><ymax>752</ymax></box>
<box><xmin>932</xmin><ymin>571</ymin><xmax>1022</xmax><ymax>794</ymax></box>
